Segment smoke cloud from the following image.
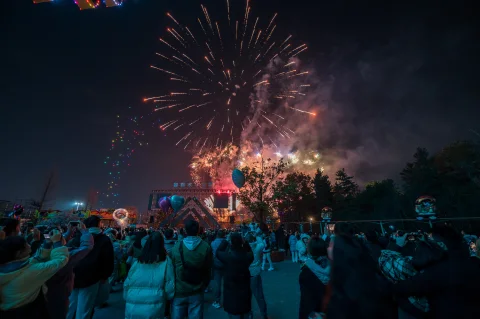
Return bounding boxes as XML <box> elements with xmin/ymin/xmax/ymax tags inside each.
<box><xmin>238</xmin><ymin>20</ymin><xmax>479</xmax><ymax>185</ymax></box>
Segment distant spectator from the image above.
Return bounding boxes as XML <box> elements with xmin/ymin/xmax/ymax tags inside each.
<box><xmin>211</xmin><ymin>229</ymin><xmax>227</xmax><ymax>309</ymax></box>
<box><xmin>164</xmin><ymin>228</ymin><xmax>176</xmax><ymax>257</ymax></box>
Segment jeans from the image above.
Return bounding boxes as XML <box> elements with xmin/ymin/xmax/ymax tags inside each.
<box><xmin>291</xmin><ymin>251</ymin><xmax>298</xmax><ymax>262</ymax></box>
<box><xmin>213</xmin><ymin>269</ymin><xmax>223</xmax><ymax>303</ymax></box>
<box><xmin>171</xmin><ymin>293</ymin><xmax>204</xmax><ymax>319</ymax></box>
<box><xmin>262</xmin><ymin>252</ymin><xmax>273</xmax><ymax>269</ymax></box>
<box><xmin>66</xmin><ymin>282</ymin><xmax>100</xmax><ymax>319</ymax></box>
<box><xmin>251</xmin><ymin>275</ymin><xmax>267</xmax><ymax>317</ymax></box>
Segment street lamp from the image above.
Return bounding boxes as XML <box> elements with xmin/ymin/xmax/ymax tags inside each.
<box><xmin>74</xmin><ymin>202</ymin><xmax>84</xmax><ymax>211</ymax></box>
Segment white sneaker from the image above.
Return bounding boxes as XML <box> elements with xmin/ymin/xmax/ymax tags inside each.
<box><xmin>212</xmin><ymin>302</ymin><xmax>221</xmax><ymax>309</ymax></box>
<box><xmin>268</xmin><ymin>267</ymin><xmax>274</xmax><ymax>271</ymax></box>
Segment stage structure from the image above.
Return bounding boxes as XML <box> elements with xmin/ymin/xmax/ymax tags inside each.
<box><xmin>148</xmin><ymin>182</ymin><xmax>247</xmax><ymax>227</ymax></box>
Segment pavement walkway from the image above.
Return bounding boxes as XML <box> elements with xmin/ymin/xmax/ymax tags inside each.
<box><xmin>93</xmin><ymin>259</ymin><xmax>301</xmax><ymax>319</ymax></box>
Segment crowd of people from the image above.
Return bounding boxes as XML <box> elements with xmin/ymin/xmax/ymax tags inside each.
<box><xmin>1</xmin><ymin>216</ymin><xmax>480</xmax><ymax>319</ymax></box>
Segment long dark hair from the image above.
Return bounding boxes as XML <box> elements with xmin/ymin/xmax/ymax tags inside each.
<box><xmin>133</xmin><ymin>231</ymin><xmax>147</xmax><ymax>249</ymax></box>
<box><xmin>138</xmin><ymin>232</ymin><xmax>167</xmax><ymax>264</ymax></box>
<box><xmin>2</xmin><ymin>218</ymin><xmax>19</xmax><ymax>237</ymax></box>
<box><xmin>0</xmin><ymin>236</ymin><xmax>27</xmax><ymax>265</ymax></box>
<box><xmin>328</xmin><ymin>235</ymin><xmax>390</xmax><ymax>318</ymax></box>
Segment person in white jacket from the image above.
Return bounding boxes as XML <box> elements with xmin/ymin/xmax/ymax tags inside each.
<box><xmin>296</xmin><ymin>233</ymin><xmax>310</xmax><ymax>263</ymax></box>
<box><xmin>0</xmin><ymin>230</ymin><xmax>69</xmax><ymax>319</ymax></box>
<box><xmin>123</xmin><ymin>231</ymin><xmax>175</xmax><ymax>319</ymax></box>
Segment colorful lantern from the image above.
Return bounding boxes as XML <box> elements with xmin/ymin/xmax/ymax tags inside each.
<box><xmin>321</xmin><ymin>206</ymin><xmax>333</xmax><ymax>220</ymax></box>
<box><xmin>415</xmin><ymin>195</ymin><xmax>437</xmax><ymax>220</ymax></box>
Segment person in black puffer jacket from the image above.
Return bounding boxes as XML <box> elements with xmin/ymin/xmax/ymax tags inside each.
<box><xmin>299</xmin><ymin>236</ymin><xmax>330</xmax><ymax>319</ymax></box>
<box><xmin>216</xmin><ymin>232</ymin><xmax>254</xmax><ymax>319</ymax></box>
<box><xmin>66</xmin><ymin>216</ymin><xmax>114</xmax><ymax>319</ymax></box>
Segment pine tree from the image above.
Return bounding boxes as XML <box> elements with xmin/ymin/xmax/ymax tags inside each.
<box><xmin>313</xmin><ymin>169</ymin><xmax>333</xmax><ymax>210</ymax></box>
<box><xmin>333</xmin><ymin>168</ymin><xmax>359</xmax><ymax>200</ymax></box>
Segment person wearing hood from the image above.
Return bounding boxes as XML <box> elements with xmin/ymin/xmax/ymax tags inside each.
<box><xmin>170</xmin><ymin>220</ymin><xmax>213</xmax><ymax>319</ymax></box>
<box><xmin>246</xmin><ymin>232</ymin><xmax>268</xmax><ymax>319</ymax></box>
<box><xmin>296</xmin><ymin>233</ymin><xmax>310</xmax><ymax>263</ymax></box>
<box><xmin>289</xmin><ymin>232</ymin><xmax>299</xmax><ymax>263</ymax></box>
<box><xmin>164</xmin><ymin>228</ymin><xmax>177</xmax><ymax>257</ymax></box>
<box><xmin>67</xmin><ymin>216</ymin><xmax>114</xmax><ymax>319</ymax></box>
<box><xmin>210</xmin><ymin>229</ymin><xmax>227</xmax><ymax>309</ymax></box>
<box><xmin>216</xmin><ymin>232</ymin><xmax>254</xmax><ymax>319</ymax></box>
<box><xmin>45</xmin><ymin>223</ymin><xmax>94</xmax><ymax>319</ymax></box>
<box><xmin>299</xmin><ymin>236</ymin><xmax>330</xmax><ymax>319</ymax></box>
<box><xmin>0</xmin><ymin>231</ymin><xmax>69</xmax><ymax>319</ymax></box>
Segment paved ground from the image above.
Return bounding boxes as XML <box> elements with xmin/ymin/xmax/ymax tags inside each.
<box><xmin>94</xmin><ymin>259</ymin><xmax>301</xmax><ymax>319</ymax></box>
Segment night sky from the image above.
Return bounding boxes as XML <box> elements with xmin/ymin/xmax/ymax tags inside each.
<box><xmin>1</xmin><ymin>0</ymin><xmax>478</xmax><ymax>211</ymax></box>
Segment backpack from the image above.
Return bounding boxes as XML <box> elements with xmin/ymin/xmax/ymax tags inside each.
<box><xmin>179</xmin><ymin>243</ymin><xmax>206</xmax><ymax>285</ymax></box>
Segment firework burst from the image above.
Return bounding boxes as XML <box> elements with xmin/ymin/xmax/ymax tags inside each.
<box><xmin>144</xmin><ymin>0</ymin><xmax>315</xmax><ymax>155</ymax></box>
<box><xmin>190</xmin><ymin>141</ymin><xmax>323</xmax><ymax>187</ymax></box>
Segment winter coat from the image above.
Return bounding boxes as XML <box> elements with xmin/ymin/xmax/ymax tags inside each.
<box><xmin>170</xmin><ymin>236</ymin><xmax>213</xmax><ymax>298</ymax></box>
<box><xmin>0</xmin><ymin>243</ymin><xmax>69</xmax><ymax>311</ymax></box>
<box><xmin>123</xmin><ymin>257</ymin><xmax>175</xmax><ymax>319</ymax></box>
<box><xmin>299</xmin><ymin>257</ymin><xmax>330</xmax><ymax>319</ymax></box>
<box><xmin>296</xmin><ymin>234</ymin><xmax>310</xmax><ymax>261</ymax></box>
<box><xmin>249</xmin><ymin>238</ymin><xmax>265</xmax><ymax>277</ymax></box>
<box><xmin>216</xmin><ymin>240</ymin><xmax>254</xmax><ymax>315</ymax></box>
<box><xmin>73</xmin><ymin>231</ymin><xmax>114</xmax><ymax>289</ymax></box>
<box><xmin>211</xmin><ymin>237</ymin><xmax>227</xmax><ymax>269</ymax></box>
<box><xmin>46</xmin><ymin>231</ymin><xmax>94</xmax><ymax>319</ymax></box>
<box><xmin>394</xmin><ymin>247</ymin><xmax>480</xmax><ymax>319</ymax></box>
<box><xmin>289</xmin><ymin>235</ymin><xmax>298</xmax><ymax>252</ymax></box>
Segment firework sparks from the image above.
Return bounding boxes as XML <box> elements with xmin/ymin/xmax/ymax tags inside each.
<box><xmin>146</xmin><ymin>1</ymin><xmax>311</xmax><ymax>155</ymax></box>
<box><xmin>289</xmin><ymin>106</ymin><xmax>316</xmax><ymax>116</ymax></box>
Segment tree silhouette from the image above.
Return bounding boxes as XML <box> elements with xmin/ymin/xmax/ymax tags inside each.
<box><xmin>272</xmin><ymin>172</ymin><xmax>315</xmax><ymax>222</ymax></box>
<box><xmin>237</xmin><ymin>157</ymin><xmax>287</xmax><ymax>222</ymax></box>
<box><xmin>313</xmin><ymin>168</ymin><xmax>334</xmax><ymax>211</ymax></box>
<box><xmin>333</xmin><ymin>168</ymin><xmax>359</xmax><ymax>200</ymax></box>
